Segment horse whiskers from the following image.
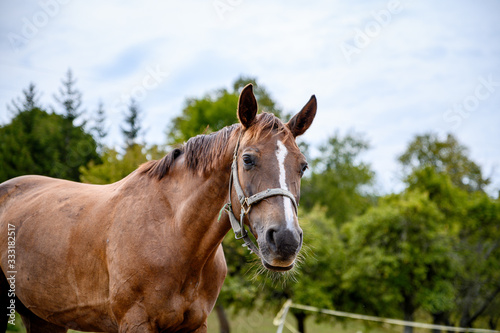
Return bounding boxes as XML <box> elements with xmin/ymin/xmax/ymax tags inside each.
<box><xmin>298</xmin><ymin>243</ymin><xmax>317</xmax><ymax>264</ymax></box>
<box><xmin>243</xmin><ymin>253</ymin><xmax>305</xmax><ymax>288</ymax></box>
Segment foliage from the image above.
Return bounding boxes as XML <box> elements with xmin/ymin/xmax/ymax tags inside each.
<box><xmin>292</xmin><ymin>207</ymin><xmax>345</xmax><ymax>311</ymax></box>
<box><xmin>121</xmin><ymin>98</ymin><xmax>143</xmax><ymax>149</ymax></box>
<box><xmin>53</xmin><ymin>68</ymin><xmax>85</xmax><ymax>124</ymax></box>
<box><xmin>453</xmin><ymin>192</ymin><xmax>500</xmax><ymax>328</ymax></box>
<box><xmin>0</xmin><ymin>107</ymin><xmax>99</xmax><ymax>182</ymax></box>
<box><xmin>79</xmin><ymin>144</ymin><xmax>165</xmax><ymax>184</ymax></box>
<box><xmin>7</xmin><ymin>82</ymin><xmax>42</xmax><ymax>114</ymax></box>
<box><xmin>402</xmin><ymin>146</ymin><xmax>500</xmax><ymax>329</ymax></box>
<box><xmin>301</xmin><ymin>131</ymin><xmax>375</xmax><ymax>225</ymax></box>
<box><xmin>91</xmin><ymin>100</ymin><xmax>108</xmax><ymax>148</ymax></box>
<box><xmin>398</xmin><ymin>133</ymin><xmax>489</xmax><ymax>192</ymax></box>
<box><xmin>341</xmin><ymin>190</ymin><xmax>456</xmax><ymax>333</ymax></box>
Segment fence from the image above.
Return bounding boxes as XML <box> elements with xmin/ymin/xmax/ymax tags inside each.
<box><xmin>273</xmin><ymin>300</ymin><xmax>500</xmax><ymax>333</ymax></box>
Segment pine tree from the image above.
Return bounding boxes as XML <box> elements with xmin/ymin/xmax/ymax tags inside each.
<box><xmin>120</xmin><ymin>98</ymin><xmax>142</xmax><ymax>150</ymax></box>
<box><xmin>7</xmin><ymin>82</ymin><xmax>42</xmax><ymax>114</ymax></box>
<box><xmin>53</xmin><ymin>68</ymin><xmax>85</xmax><ymax>124</ymax></box>
<box><xmin>92</xmin><ymin>100</ymin><xmax>108</xmax><ymax>148</ymax></box>
<box><xmin>52</xmin><ymin>69</ymin><xmax>94</xmax><ymax>178</ymax></box>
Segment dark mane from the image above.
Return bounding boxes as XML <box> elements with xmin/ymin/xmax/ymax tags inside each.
<box><xmin>184</xmin><ymin>124</ymin><xmax>239</xmax><ymax>173</ymax></box>
<box><xmin>139</xmin><ymin>112</ymin><xmax>289</xmax><ymax>180</ymax></box>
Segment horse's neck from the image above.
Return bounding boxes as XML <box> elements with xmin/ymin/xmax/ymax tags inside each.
<box><xmin>163</xmin><ymin>158</ymin><xmax>233</xmax><ymax>261</ymax></box>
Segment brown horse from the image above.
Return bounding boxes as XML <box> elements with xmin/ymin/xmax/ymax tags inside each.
<box><xmin>0</xmin><ymin>84</ymin><xmax>316</xmax><ymax>333</ymax></box>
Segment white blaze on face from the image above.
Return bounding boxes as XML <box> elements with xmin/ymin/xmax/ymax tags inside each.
<box><xmin>276</xmin><ymin>140</ymin><xmax>295</xmax><ymax>230</ymax></box>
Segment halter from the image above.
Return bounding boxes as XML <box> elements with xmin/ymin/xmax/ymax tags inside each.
<box><xmin>219</xmin><ymin>130</ymin><xmax>298</xmax><ymax>259</ymax></box>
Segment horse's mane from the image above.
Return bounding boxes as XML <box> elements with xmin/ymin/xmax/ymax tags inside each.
<box><xmin>139</xmin><ymin>113</ymin><xmax>289</xmax><ymax>180</ymax></box>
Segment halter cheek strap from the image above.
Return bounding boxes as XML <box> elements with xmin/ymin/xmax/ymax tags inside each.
<box><xmin>219</xmin><ymin>130</ymin><xmax>298</xmax><ymax>258</ymax></box>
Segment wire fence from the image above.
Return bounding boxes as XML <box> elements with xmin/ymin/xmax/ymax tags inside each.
<box><xmin>273</xmin><ymin>300</ymin><xmax>500</xmax><ymax>333</ymax></box>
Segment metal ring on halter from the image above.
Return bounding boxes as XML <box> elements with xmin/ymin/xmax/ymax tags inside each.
<box><xmin>241</xmin><ymin>198</ymin><xmax>252</xmax><ymax>215</ymax></box>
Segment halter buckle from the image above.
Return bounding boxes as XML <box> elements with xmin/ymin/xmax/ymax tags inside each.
<box><xmin>241</xmin><ymin>198</ymin><xmax>252</xmax><ymax>215</ymax></box>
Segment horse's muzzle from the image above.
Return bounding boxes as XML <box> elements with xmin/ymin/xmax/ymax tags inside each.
<box><xmin>259</xmin><ymin>227</ymin><xmax>303</xmax><ymax>271</ymax></box>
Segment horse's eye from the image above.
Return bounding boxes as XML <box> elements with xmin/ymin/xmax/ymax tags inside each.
<box><xmin>242</xmin><ymin>154</ymin><xmax>255</xmax><ymax>169</ymax></box>
<box><xmin>300</xmin><ymin>163</ymin><xmax>308</xmax><ymax>177</ymax></box>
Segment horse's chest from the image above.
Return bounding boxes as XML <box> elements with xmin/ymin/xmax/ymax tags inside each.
<box><xmin>152</xmin><ymin>277</ymin><xmax>217</xmax><ymax>331</ymax></box>
<box><xmin>157</xmin><ymin>255</ymin><xmax>226</xmax><ymax>330</ymax></box>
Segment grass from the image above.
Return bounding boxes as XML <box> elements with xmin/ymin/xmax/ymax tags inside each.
<box><xmin>7</xmin><ymin>309</ymin><xmax>434</xmax><ymax>333</ymax></box>
<box><xmin>206</xmin><ymin>308</ymin><xmax>404</xmax><ymax>333</ymax></box>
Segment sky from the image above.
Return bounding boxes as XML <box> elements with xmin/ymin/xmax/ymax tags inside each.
<box><xmin>1</xmin><ymin>0</ymin><xmax>499</xmax><ymax>196</ymax></box>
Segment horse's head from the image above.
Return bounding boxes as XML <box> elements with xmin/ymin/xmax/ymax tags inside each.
<box><xmin>229</xmin><ymin>84</ymin><xmax>316</xmax><ymax>272</ymax></box>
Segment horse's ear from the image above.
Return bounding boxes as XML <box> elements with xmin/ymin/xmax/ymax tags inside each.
<box><xmin>237</xmin><ymin>84</ymin><xmax>258</xmax><ymax>129</ymax></box>
<box><xmin>287</xmin><ymin>95</ymin><xmax>317</xmax><ymax>137</ymax></box>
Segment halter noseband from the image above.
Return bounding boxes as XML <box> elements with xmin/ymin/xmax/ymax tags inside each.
<box><xmin>219</xmin><ymin>130</ymin><xmax>298</xmax><ymax>258</ymax></box>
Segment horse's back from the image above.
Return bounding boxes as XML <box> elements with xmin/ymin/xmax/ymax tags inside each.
<box><xmin>1</xmin><ymin>175</ymin><xmax>86</xmax><ymax>208</ymax></box>
<box><xmin>0</xmin><ymin>175</ymin><xmax>48</xmax><ymax>204</ymax></box>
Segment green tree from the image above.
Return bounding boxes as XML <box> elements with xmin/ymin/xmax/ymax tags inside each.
<box><xmin>341</xmin><ymin>191</ymin><xmax>456</xmax><ymax>333</ymax></box>
<box><xmin>398</xmin><ymin>133</ymin><xmax>489</xmax><ymax>192</ymax></box>
<box><xmin>91</xmin><ymin>100</ymin><xmax>108</xmax><ymax>149</ymax></box>
<box><xmin>166</xmin><ymin>76</ymin><xmax>283</xmax><ymax>145</ymax></box>
<box><xmin>455</xmin><ymin>193</ymin><xmax>500</xmax><ymax>329</ymax></box>
<box><xmin>121</xmin><ymin>98</ymin><xmax>143</xmax><ymax>149</ymax></box>
<box><xmin>53</xmin><ymin>68</ymin><xmax>85</xmax><ymax>124</ymax></box>
<box><xmin>301</xmin><ymin>131</ymin><xmax>375</xmax><ymax>225</ymax></box>
<box><xmin>51</xmin><ymin>68</ymin><xmax>99</xmax><ymax>181</ymax></box>
<box><xmin>402</xmin><ymin>136</ymin><xmax>500</xmax><ymax>330</ymax></box>
<box><xmin>80</xmin><ymin>144</ymin><xmax>165</xmax><ymax>184</ymax></box>
<box><xmin>0</xmin><ymin>107</ymin><xmax>99</xmax><ymax>182</ymax></box>
<box><xmin>7</xmin><ymin>82</ymin><xmax>42</xmax><ymax>114</ymax></box>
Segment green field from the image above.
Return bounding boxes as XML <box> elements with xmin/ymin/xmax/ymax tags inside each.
<box><xmin>205</xmin><ymin>308</ymin><xmax>403</xmax><ymax>333</ymax></box>
<box><xmin>6</xmin><ymin>309</ymin><xmax>425</xmax><ymax>333</ymax></box>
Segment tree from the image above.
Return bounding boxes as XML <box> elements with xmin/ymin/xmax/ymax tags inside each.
<box><xmin>398</xmin><ymin>133</ymin><xmax>489</xmax><ymax>192</ymax></box>
<box><xmin>80</xmin><ymin>144</ymin><xmax>165</xmax><ymax>184</ymax></box>
<box><xmin>402</xmin><ymin>137</ymin><xmax>500</xmax><ymax>330</ymax></box>
<box><xmin>166</xmin><ymin>76</ymin><xmax>283</xmax><ymax>144</ymax></box>
<box><xmin>301</xmin><ymin>131</ymin><xmax>375</xmax><ymax>225</ymax></box>
<box><xmin>53</xmin><ymin>68</ymin><xmax>85</xmax><ymax>124</ymax></box>
<box><xmin>92</xmin><ymin>100</ymin><xmax>108</xmax><ymax>140</ymax></box>
<box><xmin>7</xmin><ymin>82</ymin><xmax>42</xmax><ymax>114</ymax></box>
<box><xmin>453</xmin><ymin>192</ymin><xmax>500</xmax><ymax>329</ymax></box>
<box><xmin>341</xmin><ymin>191</ymin><xmax>456</xmax><ymax>333</ymax></box>
<box><xmin>91</xmin><ymin>100</ymin><xmax>108</xmax><ymax>150</ymax></box>
<box><xmin>51</xmin><ymin>68</ymin><xmax>97</xmax><ymax>180</ymax></box>
<box><xmin>0</xmin><ymin>107</ymin><xmax>99</xmax><ymax>182</ymax></box>
<box><xmin>121</xmin><ymin>98</ymin><xmax>143</xmax><ymax>149</ymax></box>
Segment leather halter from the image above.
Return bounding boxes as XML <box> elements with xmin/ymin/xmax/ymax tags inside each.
<box><xmin>219</xmin><ymin>130</ymin><xmax>298</xmax><ymax>259</ymax></box>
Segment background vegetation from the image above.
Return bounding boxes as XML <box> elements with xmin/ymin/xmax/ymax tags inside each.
<box><xmin>1</xmin><ymin>71</ymin><xmax>498</xmax><ymax>333</ymax></box>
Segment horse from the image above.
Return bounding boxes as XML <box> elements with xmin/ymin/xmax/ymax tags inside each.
<box><xmin>0</xmin><ymin>84</ymin><xmax>316</xmax><ymax>333</ymax></box>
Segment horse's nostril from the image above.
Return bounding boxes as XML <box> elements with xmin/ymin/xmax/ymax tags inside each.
<box><xmin>266</xmin><ymin>228</ymin><xmax>278</xmax><ymax>252</ymax></box>
<box><xmin>265</xmin><ymin>227</ymin><xmax>302</xmax><ymax>258</ymax></box>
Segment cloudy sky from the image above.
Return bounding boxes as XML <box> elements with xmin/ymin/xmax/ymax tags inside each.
<box><xmin>1</xmin><ymin>0</ymin><xmax>499</xmax><ymax>195</ymax></box>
